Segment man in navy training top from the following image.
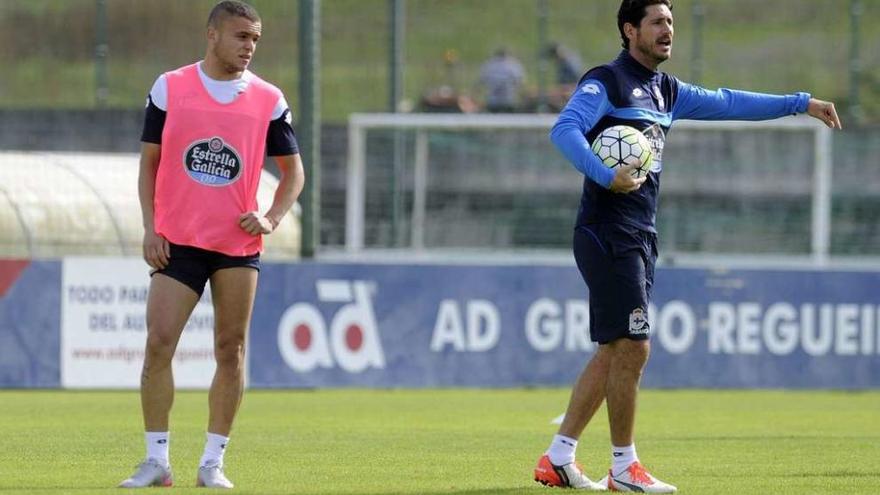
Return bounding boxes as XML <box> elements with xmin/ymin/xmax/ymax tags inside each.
<box><xmin>533</xmin><ymin>0</ymin><xmax>841</xmax><ymax>492</ymax></box>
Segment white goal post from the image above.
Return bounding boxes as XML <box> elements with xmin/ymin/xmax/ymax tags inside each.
<box><xmin>346</xmin><ymin>113</ymin><xmax>832</xmax><ymax>263</ymax></box>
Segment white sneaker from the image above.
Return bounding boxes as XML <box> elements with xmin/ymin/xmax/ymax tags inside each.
<box><xmin>534</xmin><ymin>454</ymin><xmax>607</xmax><ymax>490</ymax></box>
<box><xmin>118</xmin><ymin>458</ymin><xmax>173</xmax><ymax>488</ymax></box>
<box><xmin>598</xmin><ymin>461</ymin><xmax>677</xmax><ymax>493</ymax></box>
<box><xmin>196</xmin><ymin>463</ymin><xmax>234</xmax><ymax>489</ymax></box>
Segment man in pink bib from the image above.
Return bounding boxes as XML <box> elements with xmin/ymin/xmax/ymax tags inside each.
<box><xmin>119</xmin><ymin>1</ymin><xmax>304</xmax><ymax>489</ymax></box>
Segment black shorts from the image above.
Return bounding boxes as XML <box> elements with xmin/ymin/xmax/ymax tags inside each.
<box><xmin>573</xmin><ymin>223</ymin><xmax>657</xmax><ymax>344</ymax></box>
<box><xmin>151</xmin><ymin>243</ymin><xmax>261</xmax><ymax>297</ymax></box>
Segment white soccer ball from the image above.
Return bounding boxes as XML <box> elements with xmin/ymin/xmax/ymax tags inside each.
<box><xmin>590</xmin><ymin>125</ymin><xmax>654</xmax><ymax>178</ymax></box>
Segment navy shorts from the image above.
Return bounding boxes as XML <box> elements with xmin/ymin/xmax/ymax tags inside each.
<box><xmin>573</xmin><ymin>223</ymin><xmax>657</xmax><ymax>344</ymax></box>
<box><xmin>151</xmin><ymin>243</ymin><xmax>261</xmax><ymax>297</ymax></box>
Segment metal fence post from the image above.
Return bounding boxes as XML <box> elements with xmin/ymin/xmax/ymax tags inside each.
<box><xmin>299</xmin><ymin>0</ymin><xmax>321</xmax><ymax>258</ymax></box>
<box><xmin>389</xmin><ymin>0</ymin><xmax>405</xmax><ymax>113</ymax></box>
<box><xmin>848</xmin><ymin>0</ymin><xmax>864</xmax><ymax>123</ymax></box>
<box><xmin>389</xmin><ymin>0</ymin><xmax>406</xmax><ymax>246</ymax></box>
<box><xmin>690</xmin><ymin>0</ymin><xmax>704</xmax><ymax>85</ymax></box>
<box><xmin>536</xmin><ymin>0</ymin><xmax>549</xmax><ymax>113</ymax></box>
<box><xmin>95</xmin><ymin>0</ymin><xmax>109</xmax><ymax>107</ymax></box>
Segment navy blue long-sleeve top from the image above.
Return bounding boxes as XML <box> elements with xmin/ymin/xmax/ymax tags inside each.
<box><xmin>551</xmin><ymin>50</ymin><xmax>810</xmax><ymax>233</ymax></box>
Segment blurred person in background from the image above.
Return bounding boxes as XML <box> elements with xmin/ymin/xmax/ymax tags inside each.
<box><xmin>534</xmin><ymin>0</ymin><xmax>841</xmax><ymax>492</ymax></box>
<box><xmin>419</xmin><ymin>48</ymin><xmax>479</xmax><ymax>113</ymax></box>
<box><xmin>547</xmin><ymin>42</ymin><xmax>584</xmax><ymax>87</ymax></box>
<box><xmin>478</xmin><ymin>47</ymin><xmax>526</xmax><ymax>113</ymax></box>
<box><xmin>545</xmin><ymin>42</ymin><xmax>585</xmax><ymax>111</ymax></box>
<box><xmin>118</xmin><ymin>0</ymin><xmax>304</xmax><ymax>489</ymax></box>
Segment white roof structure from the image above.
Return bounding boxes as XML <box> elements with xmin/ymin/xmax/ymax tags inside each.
<box><xmin>0</xmin><ymin>151</ymin><xmax>300</xmax><ymax>259</ymax></box>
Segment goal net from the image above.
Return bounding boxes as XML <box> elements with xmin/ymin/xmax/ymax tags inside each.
<box><xmin>344</xmin><ymin>113</ymin><xmax>834</xmax><ymax>263</ymax></box>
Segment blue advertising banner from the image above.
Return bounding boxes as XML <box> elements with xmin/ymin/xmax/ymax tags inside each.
<box><xmin>648</xmin><ymin>268</ymin><xmax>880</xmax><ymax>388</ymax></box>
<box><xmin>0</xmin><ymin>260</ymin><xmax>61</xmax><ymax>388</ymax></box>
<box><xmin>0</xmin><ymin>259</ymin><xmax>877</xmax><ymax>389</ymax></box>
<box><xmin>249</xmin><ymin>263</ymin><xmax>880</xmax><ymax>389</ymax></box>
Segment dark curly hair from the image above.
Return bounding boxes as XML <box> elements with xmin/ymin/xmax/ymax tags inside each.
<box><xmin>618</xmin><ymin>0</ymin><xmax>673</xmax><ymax>49</ymax></box>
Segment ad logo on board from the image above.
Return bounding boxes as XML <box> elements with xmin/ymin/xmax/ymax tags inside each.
<box><xmin>276</xmin><ymin>280</ymin><xmax>385</xmax><ymax>373</ymax></box>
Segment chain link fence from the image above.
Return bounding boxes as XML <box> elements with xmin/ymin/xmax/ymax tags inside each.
<box><xmin>1</xmin><ymin>0</ymin><xmax>878</xmax><ymax>257</ymax></box>
<box><xmin>2</xmin><ymin>0</ymin><xmax>879</xmax><ymax>119</ymax></box>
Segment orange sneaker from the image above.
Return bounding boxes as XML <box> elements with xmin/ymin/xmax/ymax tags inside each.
<box><xmin>534</xmin><ymin>454</ymin><xmax>607</xmax><ymax>491</ymax></box>
<box><xmin>598</xmin><ymin>461</ymin><xmax>676</xmax><ymax>493</ymax></box>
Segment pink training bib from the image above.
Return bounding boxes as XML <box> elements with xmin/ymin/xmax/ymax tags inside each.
<box><xmin>153</xmin><ymin>62</ymin><xmax>281</xmax><ymax>256</ymax></box>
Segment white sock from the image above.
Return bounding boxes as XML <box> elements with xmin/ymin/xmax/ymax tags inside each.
<box><xmin>145</xmin><ymin>431</ymin><xmax>169</xmax><ymax>466</ymax></box>
<box><xmin>611</xmin><ymin>444</ymin><xmax>638</xmax><ymax>476</ymax></box>
<box><xmin>547</xmin><ymin>434</ymin><xmax>578</xmax><ymax>466</ymax></box>
<box><xmin>199</xmin><ymin>432</ymin><xmax>229</xmax><ymax>468</ymax></box>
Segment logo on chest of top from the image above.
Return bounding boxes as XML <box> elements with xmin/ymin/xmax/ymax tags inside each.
<box><xmin>631</xmin><ymin>87</ymin><xmax>649</xmax><ymax>99</ymax></box>
<box><xmin>183</xmin><ymin>137</ymin><xmax>242</xmax><ymax>187</ymax></box>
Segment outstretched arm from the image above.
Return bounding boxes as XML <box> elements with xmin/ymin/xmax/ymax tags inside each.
<box><xmin>671</xmin><ymin>80</ymin><xmax>843</xmax><ymax>130</ymax></box>
<box><xmin>806</xmin><ymin>98</ymin><xmax>842</xmax><ymax>129</ymax></box>
<box><xmin>671</xmin><ymin>81</ymin><xmax>812</xmax><ymax>122</ymax></box>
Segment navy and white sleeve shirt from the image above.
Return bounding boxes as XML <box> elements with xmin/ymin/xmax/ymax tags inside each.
<box><xmin>141</xmin><ymin>68</ymin><xmax>299</xmax><ymax>157</ymax></box>
<box><xmin>550</xmin><ymin>50</ymin><xmax>810</xmax><ymax>233</ymax></box>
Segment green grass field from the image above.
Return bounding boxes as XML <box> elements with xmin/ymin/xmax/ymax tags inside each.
<box><xmin>0</xmin><ymin>389</ymin><xmax>878</xmax><ymax>494</ymax></box>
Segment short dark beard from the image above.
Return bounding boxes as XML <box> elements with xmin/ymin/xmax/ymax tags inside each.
<box><xmin>636</xmin><ymin>36</ymin><xmax>668</xmax><ymax>67</ymax></box>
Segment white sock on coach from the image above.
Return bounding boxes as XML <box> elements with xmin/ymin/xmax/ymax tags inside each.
<box><xmin>199</xmin><ymin>432</ymin><xmax>230</xmax><ymax>468</ymax></box>
<box><xmin>611</xmin><ymin>443</ymin><xmax>638</xmax><ymax>476</ymax></box>
<box><xmin>547</xmin><ymin>434</ymin><xmax>578</xmax><ymax>466</ymax></box>
<box><xmin>145</xmin><ymin>431</ymin><xmax>170</xmax><ymax>467</ymax></box>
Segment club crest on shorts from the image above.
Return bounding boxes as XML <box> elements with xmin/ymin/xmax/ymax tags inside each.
<box><xmin>628</xmin><ymin>308</ymin><xmax>649</xmax><ymax>335</ymax></box>
<box><xmin>183</xmin><ymin>136</ymin><xmax>242</xmax><ymax>186</ymax></box>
